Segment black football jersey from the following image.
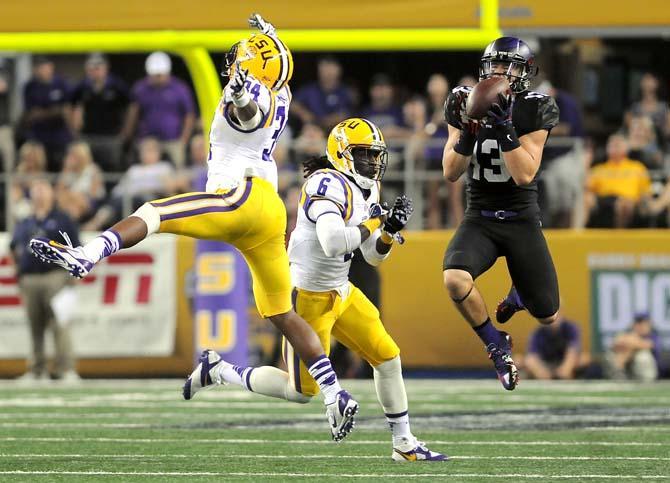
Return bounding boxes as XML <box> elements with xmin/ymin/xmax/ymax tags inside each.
<box><xmin>445</xmin><ymin>86</ymin><xmax>560</xmax><ymax>213</ymax></box>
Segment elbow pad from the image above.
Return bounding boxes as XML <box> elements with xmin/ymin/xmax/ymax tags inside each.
<box><xmin>236</xmin><ymin>108</ymin><xmax>263</xmax><ymax>130</ymax></box>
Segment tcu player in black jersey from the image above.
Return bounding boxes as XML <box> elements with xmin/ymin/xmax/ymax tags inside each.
<box><xmin>441</xmin><ymin>37</ymin><xmax>560</xmax><ymax>390</ymax></box>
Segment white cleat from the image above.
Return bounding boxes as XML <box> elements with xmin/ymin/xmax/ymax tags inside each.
<box><xmin>29</xmin><ymin>236</ymin><xmax>95</xmax><ymax>279</ymax></box>
<box><xmin>325</xmin><ymin>390</ymin><xmax>359</xmax><ymax>442</ymax></box>
<box><xmin>182</xmin><ymin>350</ymin><xmax>226</xmax><ymax>400</ymax></box>
<box><xmin>392</xmin><ymin>436</ymin><xmax>449</xmax><ymax>462</ymax></box>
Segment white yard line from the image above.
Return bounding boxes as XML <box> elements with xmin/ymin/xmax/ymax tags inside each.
<box><xmin>0</xmin><ymin>454</ymin><xmax>668</xmax><ymax>461</ymax></box>
<box><xmin>1</xmin><ymin>437</ymin><xmax>668</xmax><ymax>446</ymax></box>
<box><xmin>0</xmin><ymin>470</ymin><xmax>667</xmax><ymax>479</ymax></box>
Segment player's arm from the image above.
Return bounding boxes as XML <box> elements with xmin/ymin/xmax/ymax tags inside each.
<box><xmin>314</xmin><ymin>202</ymin><xmax>387</xmax><ymax>258</ymax></box>
<box><xmin>442</xmin><ymin>88</ymin><xmax>477</xmax><ymax>182</ymax></box>
<box><xmin>225</xmin><ymin>64</ymin><xmax>263</xmax><ymax>130</ymax></box>
<box><xmin>360</xmin><ymin>195</ymin><xmax>413</xmax><ymax>266</ymax></box>
<box><xmin>487</xmin><ymin>93</ymin><xmax>557</xmax><ymax>186</ymax></box>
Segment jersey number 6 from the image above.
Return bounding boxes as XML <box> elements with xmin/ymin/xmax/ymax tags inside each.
<box><xmin>316</xmin><ymin>177</ymin><xmax>331</xmax><ymax>196</ymax></box>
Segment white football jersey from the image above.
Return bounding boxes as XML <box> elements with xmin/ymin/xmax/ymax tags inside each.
<box><xmin>288</xmin><ymin>168</ymin><xmax>380</xmax><ymax>292</ymax></box>
<box><xmin>207</xmin><ymin>76</ymin><xmax>291</xmax><ymax>192</ymax></box>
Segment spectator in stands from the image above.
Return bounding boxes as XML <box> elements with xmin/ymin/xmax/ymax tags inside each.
<box><xmin>626</xmin><ymin>114</ymin><xmax>663</xmax><ymax>169</ymax></box>
<box><xmin>70</xmin><ymin>53</ymin><xmax>129</xmax><ymax>171</ymax></box>
<box><xmin>535</xmin><ymin>79</ymin><xmax>585</xmax><ymax>228</ymax></box>
<box><xmin>292</xmin><ymin>123</ymin><xmax>326</xmax><ymax>167</ymax></box>
<box><xmin>0</xmin><ymin>59</ymin><xmax>15</xmax><ymax>172</ymax></box>
<box><xmin>361</xmin><ymin>73</ymin><xmax>411</xmax><ymax>186</ymax></box>
<box><xmin>423</xmin><ymin>74</ymin><xmax>463</xmax><ymax>228</ymax></box>
<box><xmin>172</xmin><ymin>133</ymin><xmax>209</xmax><ymax>192</ymax></box>
<box><xmin>585</xmin><ymin>134</ymin><xmax>651</xmax><ymax>228</ymax></box>
<box><xmin>10</xmin><ymin>178</ymin><xmax>79</xmax><ymax>382</ymax></box>
<box><xmin>21</xmin><ymin>56</ymin><xmax>72</xmax><ymax>171</ymax></box>
<box><xmin>11</xmin><ymin>141</ymin><xmax>48</xmax><ymax>221</ymax></box>
<box><xmin>523</xmin><ymin>312</ymin><xmax>582</xmax><ymax>380</ymax></box>
<box><xmin>55</xmin><ymin>141</ymin><xmax>105</xmax><ymax>222</ymax></box>
<box><xmin>457</xmin><ymin>75</ymin><xmax>477</xmax><ymax>87</ymax></box>
<box><xmin>122</xmin><ymin>52</ymin><xmax>195</xmax><ymax>168</ymax></box>
<box><xmin>625</xmin><ymin>73</ymin><xmax>670</xmax><ymax>147</ymax></box>
<box><xmin>604</xmin><ymin>313</ymin><xmax>660</xmax><ymax>382</ymax></box>
<box><xmin>83</xmin><ymin>137</ymin><xmax>175</xmax><ymax>230</ymax></box>
<box><xmin>292</xmin><ymin>56</ymin><xmax>352</xmax><ymax>131</ymax></box>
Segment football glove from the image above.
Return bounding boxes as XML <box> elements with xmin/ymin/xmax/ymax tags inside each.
<box><xmin>248</xmin><ymin>13</ymin><xmax>276</xmax><ymax>36</ymax></box>
<box><xmin>486</xmin><ymin>93</ymin><xmax>514</xmax><ymax>126</ymax></box>
<box><xmin>360</xmin><ymin>202</ymin><xmax>389</xmax><ymax>235</ymax></box>
<box><xmin>445</xmin><ymin>88</ymin><xmax>479</xmax><ymax>135</ymax></box>
<box><xmin>383</xmin><ymin>195</ymin><xmax>414</xmax><ymax>234</ymax></box>
<box><xmin>224</xmin><ymin>62</ymin><xmax>249</xmax><ymax>105</ymax></box>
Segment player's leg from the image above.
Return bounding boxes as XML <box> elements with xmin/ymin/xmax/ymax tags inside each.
<box><xmin>28</xmin><ymin>188</ymin><xmax>249</xmax><ymax>278</ymax></box>
<box><xmin>503</xmin><ymin>219</ymin><xmax>560</xmax><ymax>325</ymax></box>
<box><xmin>443</xmin><ymin>219</ymin><xmax>518</xmax><ymax>390</ymax></box>
<box><xmin>332</xmin><ymin>285</ymin><xmax>447</xmax><ymax>461</ymax></box>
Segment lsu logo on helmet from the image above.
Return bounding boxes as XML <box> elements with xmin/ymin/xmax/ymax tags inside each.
<box><xmin>224</xmin><ymin>33</ymin><xmax>293</xmax><ymax>92</ymax></box>
<box><xmin>326</xmin><ymin>118</ymin><xmax>388</xmax><ymax>190</ymax></box>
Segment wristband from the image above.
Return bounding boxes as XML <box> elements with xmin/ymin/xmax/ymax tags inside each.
<box><xmin>453</xmin><ymin>128</ymin><xmax>476</xmax><ymax>156</ymax></box>
<box><xmin>380</xmin><ymin>231</ymin><xmax>394</xmax><ymax>245</ymax></box>
<box><xmin>496</xmin><ymin>122</ymin><xmax>521</xmax><ymax>152</ymax></box>
<box><xmin>232</xmin><ymin>89</ymin><xmax>251</xmax><ymax>108</ymax></box>
<box><xmin>360</xmin><ymin>217</ymin><xmax>383</xmax><ymax>234</ymax></box>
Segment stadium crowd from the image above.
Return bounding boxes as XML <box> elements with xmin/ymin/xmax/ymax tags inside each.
<box><xmin>2</xmin><ymin>52</ymin><xmax>669</xmax><ymax>232</ymax></box>
<box><xmin>3</xmin><ymin>51</ymin><xmax>669</xmax><ymax>381</ymax></box>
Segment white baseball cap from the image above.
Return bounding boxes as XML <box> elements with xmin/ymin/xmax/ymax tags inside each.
<box><xmin>145</xmin><ymin>51</ymin><xmax>171</xmax><ymax>75</ymax></box>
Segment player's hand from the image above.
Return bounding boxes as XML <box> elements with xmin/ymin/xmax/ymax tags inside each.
<box><xmin>368</xmin><ymin>202</ymin><xmax>389</xmax><ymax>223</ymax></box>
<box><xmin>445</xmin><ymin>89</ymin><xmax>479</xmax><ymax>135</ymax></box>
<box><xmin>249</xmin><ymin>13</ymin><xmax>276</xmax><ymax>36</ymax></box>
<box><xmin>225</xmin><ymin>62</ymin><xmax>249</xmax><ymax>103</ymax></box>
<box><xmin>486</xmin><ymin>93</ymin><xmax>514</xmax><ymax>126</ymax></box>
<box><xmin>383</xmin><ymin>195</ymin><xmax>414</xmax><ymax>234</ymax></box>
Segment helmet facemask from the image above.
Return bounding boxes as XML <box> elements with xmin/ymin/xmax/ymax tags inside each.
<box><xmin>480</xmin><ymin>59</ymin><xmax>535</xmax><ymax>93</ymax></box>
<box><xmin>346</xmin><ymin>145</ymin><xmax>388</xmax><ymax>189</ymax></box>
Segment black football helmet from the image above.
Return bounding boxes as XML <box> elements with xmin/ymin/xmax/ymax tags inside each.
<box><xmin>479</xmin><ymin>37</ymin><xmax>538</xmax><ymax>93</ymax></box>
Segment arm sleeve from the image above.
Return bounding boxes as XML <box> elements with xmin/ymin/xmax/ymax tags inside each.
<box><xmin>359</xmin><ymin>229</ymin><xmax>391</xmax><ymax>267</ymax></box>
<box><xmin>315</xmin><ymin>211</ymin><xmax>362</xmax><ymax>258</ymax></box>
<box><xmin>223</xmin><ymin>79</ymin><xmax>272</xmax><ymax>131</ymax></box>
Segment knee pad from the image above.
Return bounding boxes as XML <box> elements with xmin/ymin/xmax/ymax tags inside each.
<box><xmin>131</xmin><ymin>203</ymin><xmax>160</xmax><ymax>235</ymax></box>
<box><xmin>373</xmin><ymin>355</ymin><xmax>402</xmax><ymax>377</ymax></box>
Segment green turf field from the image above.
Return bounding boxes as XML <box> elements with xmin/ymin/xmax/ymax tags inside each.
<box><xmin>0</xmin><ymin>378</ymin><xmax>669</xmax><ymax>481</ymax></box>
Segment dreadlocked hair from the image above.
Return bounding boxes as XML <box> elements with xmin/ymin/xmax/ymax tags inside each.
<box><xmin>302</xmin><ymin>155</ymin><xmax>331</xmax><ymax>178</ymax></box>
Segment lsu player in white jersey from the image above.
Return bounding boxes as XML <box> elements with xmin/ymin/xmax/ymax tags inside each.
<box><xmin>181</xmin><ymin>118</ymin><xmax>447</xmax><ymax>461</ymax></box>
<box><xmin>28</xmin><ymin>14</ymin><xmax>359</xmax><ymax>442</ymax></box>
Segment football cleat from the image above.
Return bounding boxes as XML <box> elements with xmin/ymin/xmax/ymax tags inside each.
<box><xmin>29</xmin><ymin>235</ymin><xmax>95</xmax><ymax>279</ymax></box>
<box><xmin>486</xmin><ymin>331</ymin><xmax>519</xmax><ymax>391</ymax></box>
<box><xmin>325</xmin><ymin>390</ymin><xmax>359</xmax><ymax>442</ymax></box>
<box><xmin>495</xmin><ymin>285</ymin><xmax>525</xmax><ymax>324</ymax></box>
<box><xmin>392</xmin><ymin>437</ymin><xmax>448</xmax><ymax>462</ymax></box>
<box><xmin>182</xmin><ymin>349</ymin><xmax>225</xmax><ymax>400</ymax></box>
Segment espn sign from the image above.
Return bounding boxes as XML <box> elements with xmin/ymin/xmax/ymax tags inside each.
<box><xmin>591</xmin><ymin>269</ymin><xmax>670</xmax><ymax>352</ymax></box>
<box><xmin>0</xmin><ymin>233</ymin><xmax>177</xmax><ymax>358</ymax></box>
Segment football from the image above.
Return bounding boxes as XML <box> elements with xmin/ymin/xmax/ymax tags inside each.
<box><xmin>466</xmin><ymin>77</ymin><xmax>512</xmax><ymax>120</ymax></box>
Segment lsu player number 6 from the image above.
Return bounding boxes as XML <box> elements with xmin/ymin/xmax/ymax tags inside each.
<box><xmin>28</xmin><ymin>14</ymin><xmax>360</xmax><ymax>442</ymax></box>
<box><xmin>180</xmin><ymin>118</ymin><xmax>447</xmax><ymax>461</ymax></box>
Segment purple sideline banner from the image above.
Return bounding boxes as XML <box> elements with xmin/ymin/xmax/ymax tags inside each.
<box><xmin>193</xmin><ymin>171</ymin><xmax>249</xmax><ymax>365</ymax></box>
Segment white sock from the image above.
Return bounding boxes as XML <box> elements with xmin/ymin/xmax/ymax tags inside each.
<box><xmin>307</xmin><ymin>355</ymin><xmax>342</xmax><ymax>405</ymax></box>
<box><xmin>214</xmin><ymin>364</ymin><xmax>311</xmax><ymax>403</ymax></box>
<box><xmin>81</xmin><ymin>230</ymin><xmax>122</xmax><ymax>263</ymax></box>
<box><xmin>373</xmin><ymin>356</ymin><xmax>412</xmax><ymax>443</ymax></box>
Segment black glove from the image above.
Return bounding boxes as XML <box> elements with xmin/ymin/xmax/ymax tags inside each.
<box><xmin>445</xmin><ymin>89</ymin><xmax>479</xmax><ymax>135</ymax></box>
<box><xmin>383</xmin><ymin>195</ymin><xmax>414</xmax><ymax>234</ymax></box>
<box><xmin>486</xmin><ymin>93</ymin><xmax>514</xmax><ymax>126</ymax></box>
<box><xmin>228</xmin><ymin>63</ymin><xmax>248</xmax><ymax>96</ymax></box>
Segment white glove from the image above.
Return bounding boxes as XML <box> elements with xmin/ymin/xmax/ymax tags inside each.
<box><xmin>248</xmin><ymin>13</ymin><xmax>276</xmax><ymax>36</ymax></box>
